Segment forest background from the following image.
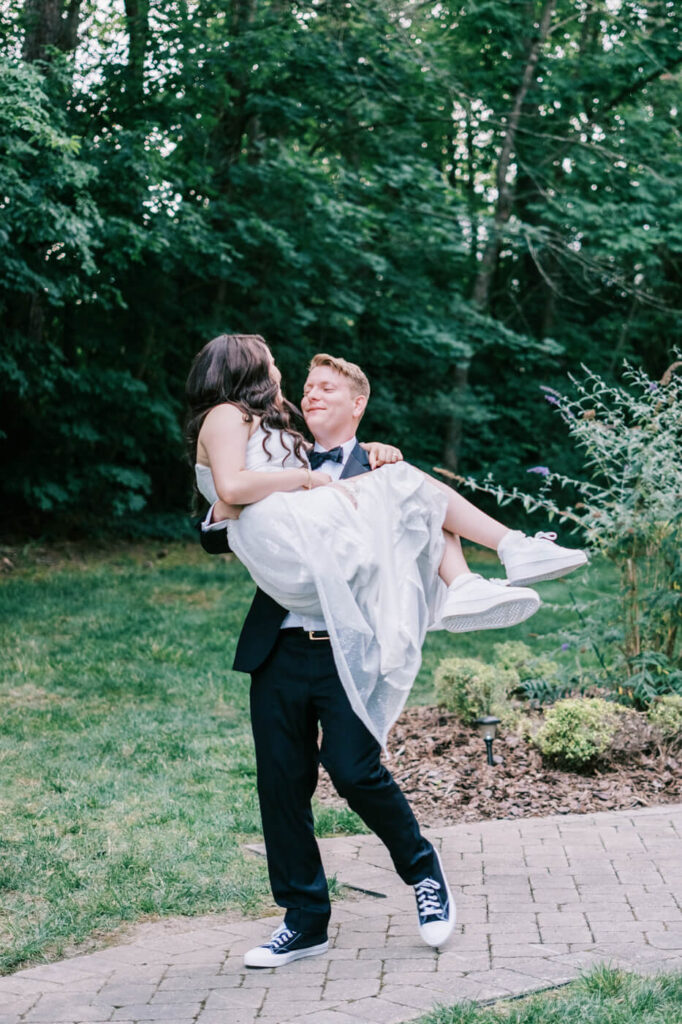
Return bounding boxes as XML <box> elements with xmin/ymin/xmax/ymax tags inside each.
<box><xmin>1</xmin><ymin>0</ymin><xmax>681</xmax><ymax>537</ymax></box>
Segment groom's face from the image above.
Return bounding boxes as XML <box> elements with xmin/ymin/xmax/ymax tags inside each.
<box><xmin>302</xmin><ymin>366</ymin><xmax>366</xmax><ymax>442</ymax></box>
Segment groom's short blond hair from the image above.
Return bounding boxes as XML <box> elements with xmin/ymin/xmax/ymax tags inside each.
<box><xmin>309</xmin><ymin>353</ymin><xmax>370</xmax><ymax>400</ymax></box>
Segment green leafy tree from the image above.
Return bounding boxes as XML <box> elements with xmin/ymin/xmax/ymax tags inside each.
<box><xmin>1</xmin><ymin>0</ymin><xmax>681</xmax><ymax>534</ymax></box>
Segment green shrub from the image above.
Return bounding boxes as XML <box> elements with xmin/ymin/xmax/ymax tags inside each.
<box><xmin>491</xmin><ymin>640</ymin><xmax>567</xmax><ymax>704</ymax></box>
<box><xmin>533</xmin><ymin>697</ymin><xmax>625</xmax><ymax>769</ymax></box>
<box><xmin>434</xmin><ymin>656</ymin><xmax>519</xmax><ymax>724</ymax></box>
<box><xmin>648</xmin><ymin>695</ymin><xmax>682</xmax><ymax>741</ymax></box>
<box><xmin>492</xmin><ymin>640</ymin><xmax>555</xmax><ymax>680</ymax></box>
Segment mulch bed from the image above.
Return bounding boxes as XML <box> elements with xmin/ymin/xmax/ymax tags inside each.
<box><xmin>316</xmin><ymin>705</ymin><xmax>682</xmax><ymax>826</ymax></box>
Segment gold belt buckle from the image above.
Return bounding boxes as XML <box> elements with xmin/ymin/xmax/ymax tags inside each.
<box><xmin>308</xmin><ymin>630</ymin><xmax>329</xmax><ymax>641</ymax></box>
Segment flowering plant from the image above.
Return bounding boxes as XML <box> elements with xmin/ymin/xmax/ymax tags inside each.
<box><xmin>437</xmin><ymin>359</ymin><xmax>682</xmax><ymax>705</ymax></box>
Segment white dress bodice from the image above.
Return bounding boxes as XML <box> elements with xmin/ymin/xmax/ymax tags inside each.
<box><xmin>195</xmin><ymin>425</ymin><xmax>307</xmax><ymax>505</ymax></box>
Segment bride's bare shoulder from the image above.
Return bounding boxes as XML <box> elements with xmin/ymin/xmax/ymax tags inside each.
<box><xmin>201</xmin><ymin>403</ymin><xmax>256</xmax><ymax>433</ymax></box>
<box><xmin>203</xmin><ymin>402</ymin><xmax>243</xmax><ymax>423</ymax></box>
<box><xmin>197</xmin><ymin>405</ymin><xmax>259</xmax><ymax>465</ymax></box>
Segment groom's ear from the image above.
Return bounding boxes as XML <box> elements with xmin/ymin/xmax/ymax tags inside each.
<box><xmin>353</xmin><ymin>393</ymin><xmax>368</xmax><ymax>421</ymax></box>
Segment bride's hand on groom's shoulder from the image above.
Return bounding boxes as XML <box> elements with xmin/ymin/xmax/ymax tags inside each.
<box><xmin>362</xmin><ymin>442</ymin><xmax>403</xmax><ymax>470</ymax></box>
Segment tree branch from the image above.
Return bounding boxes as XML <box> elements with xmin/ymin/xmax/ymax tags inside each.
<box><xmin>602</xmin><ymin>56</ymin><xmax>682</xmax><ymax>114</ymax></box>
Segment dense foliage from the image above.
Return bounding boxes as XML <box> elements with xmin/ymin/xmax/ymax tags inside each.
<box><xmin>450</xmin><ymin>360</ymin><xmax>682</xmax><ymax>700</ymax></box>
<box><xmin>1</xmin><ymin>1</ymin><xmax>680</xmax><ymax>533</ymax></box>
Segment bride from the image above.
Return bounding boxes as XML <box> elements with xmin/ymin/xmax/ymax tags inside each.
<box><xmin>187</xmin><ymin>333</ymin><xmax>586</xmax><ymax>747</ymax></box>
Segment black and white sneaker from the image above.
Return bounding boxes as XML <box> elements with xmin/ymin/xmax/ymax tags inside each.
<box><xmin>243</xmin><ymin>923</ymin><xmax>329</xmax><ymax>968</ymax></box>
<box><xmin>414</xmin><ymin>849</ymin><xmax>456</xmax><ymax>948</ymax></box>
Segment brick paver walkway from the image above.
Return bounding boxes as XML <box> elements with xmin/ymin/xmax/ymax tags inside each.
<box><xmin>2</xmin><ymin>804</ymin><xmax>681</xmax><ymax>1024</ymax></box>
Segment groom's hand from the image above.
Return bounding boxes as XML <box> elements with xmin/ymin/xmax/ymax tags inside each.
<box><xmin>212</xmin><ymin>500</ymin><xmax>243</xmax><ymax>523</ymax></box>
<box><xmin>362</xmin><ymin>442</ymin><xmax>403</xmax><ymax>470</ymax></box>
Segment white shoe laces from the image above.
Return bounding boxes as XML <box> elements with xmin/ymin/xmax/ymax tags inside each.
<box><xmin>267</xmin><ymin>925</ymin><xmax>295</xmax><ymax>950</ymax></box>
<box><xmin>415</xmin><ymin>877</ymin><xmax>444</xmax><ymax>918</ymax></box>
<box><xmin>533</xmin><ymin>531</ymin><xmax>557</xmax><ymax>542</ymax></box>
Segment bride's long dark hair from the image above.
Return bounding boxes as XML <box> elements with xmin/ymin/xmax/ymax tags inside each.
<box><xmin>185</xmin><ymin>334</ymin><xmax>309</xmax><ymax>473</ymax></box>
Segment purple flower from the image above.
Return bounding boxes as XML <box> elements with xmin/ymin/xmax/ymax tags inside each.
<box><xmin>648</xmin><ymin>382</ymin><xmax>658</xmax><ymax>392</ymax></box>
<box><xmin>561</xmin><ymin>643</ymin><xmax>570</xmax><ymax>650</ymax></box>
<box><xmin>544</xmin><ymin>394</ymin><xmax>559</xmax><ymax>406</ymax></box>
<box><xmin>527</xmin><ymin>466</ymin><xmax>550</xmax><ymax>476</ymax></box>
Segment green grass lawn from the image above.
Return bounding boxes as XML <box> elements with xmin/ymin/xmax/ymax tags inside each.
<box><xmin>0</xmin><ymin>540</ymin><xmax>614</xmax><ymax>973</ymax></box>
<box><xmin>417</xmin><ymin>965</ymin><xmax>682</xmax><ymax>1024</ymax></box>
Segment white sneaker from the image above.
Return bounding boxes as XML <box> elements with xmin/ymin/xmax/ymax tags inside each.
<box><xmin>498</xmin><ymin>530</ymin><xmax>588</xmax><ymax>586</ymax></box>
<box><xmin>439</xmin><ymin>573</ymin><xmax>540</xmax><ymax>633</ymax></box>
<box><xmin>243</xmin><ymin>923</ymin><xmax>329</xmax><ymax>969</ymax></box>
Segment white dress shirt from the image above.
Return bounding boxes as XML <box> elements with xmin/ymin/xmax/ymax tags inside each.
<box><xmin>281</xmin><ymin>436</ymin><xmax>357</xmax><ymax>631</ymax></box>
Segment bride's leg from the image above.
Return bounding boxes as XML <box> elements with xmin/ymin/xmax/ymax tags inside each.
<box><xmin>351</xmin><ymin>464</ymin><xmax>587</xmax><ymax>589</ymax></box>
<box><xmin>351</xmin><ymin>468</ymin><xmax>508</xmax><ymax>551</ymax></box>
<box><xmin>439</xmin><ymin>531</ymin><xmax>469</xmax><ymax>585</ymax></box>
<box><xmin>424</xmin><ymin>473</ymin><xmax>509</xmax><ymax>551</ymax></box>
<box><xmin>422</xmin><ymin>470</ymin><xmax>588</xmax><ymax>586</ymax></box>
<box><xmin>349</xmin><ymin>467</ymin><xmax>542</xmax><ymax>631</ymax></box>
<box><xmin>437</xmin><ymin>531</ymin><xmax>540</xmax><ymax>632</ymax></box>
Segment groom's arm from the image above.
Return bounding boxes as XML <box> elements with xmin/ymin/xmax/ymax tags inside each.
<box><xmin>199</xmin><ymin>441</ymin><xmax>403</xmax><ymax>554</ymax></box>
<box><xmin>360</xmin><ymin>442</ymin><xmax>403</xmax><ymax>469</ymax></box>
<box><xmin>198</xmin><ymin>500</ymin><xmax>241</xmax><ymax>555</ymax></box>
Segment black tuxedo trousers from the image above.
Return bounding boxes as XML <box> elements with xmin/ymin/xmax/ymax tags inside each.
<box><xmin>250</xmin><ymin>629</ymin><xmax>437</xmax><ymax>934</ymax></box>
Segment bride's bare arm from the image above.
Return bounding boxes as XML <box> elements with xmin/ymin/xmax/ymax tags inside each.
<box><xmin>198</xmin><ymin>404</ymin><xmax>329</xmax><ymax>505</ymax></box>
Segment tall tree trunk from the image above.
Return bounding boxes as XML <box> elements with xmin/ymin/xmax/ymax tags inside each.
<box><xmin>22</xmin><ymin>0</ymin><xmax>62</xmax><ymax>60</ymax></box>
<box><xmin>442</xmin><ymin>0</ymin><xmax>557</xmax><ymax>473</ymax></box>
<box><xmin>22</xmin><ymin>0</ymin><xmax>82</xmax><ymax>61</ymax></box>
<box><xmin>219</xmin><ymin>0</ymin><xmax>258</xmax><ymax>165</ymax></box>
<box><xmin>464</xmin><ymin>101</ymin><xmax>478</xmax><ymax>267</ymax></box>
<box><xmin>540</xmin><ymin>272</ymin><xmax>556</xmax><ymax>338</ymax></box>
<box><xmin>442</xmin><ymin>364</ymin><xmax>470</xmax><ymax>472</ymax></box>
<box><xmin>124</xmin><ymin>0</ymin><xmax>150</xmax><ymax>106</ymax></box>
<box><xmin>471</xmin><ymin>0</ymin><xmax>557</xmax><ymax>314</ymax></box>
<box><xmin>211</xmin><ymin>0</ymin><xmax>259</xmax><ymax>313</ymax></box>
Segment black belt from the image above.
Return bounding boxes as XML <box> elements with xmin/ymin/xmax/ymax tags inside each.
<box><xmin>280</xmin><ymin>628</ymin><xmax>330</xmax><ymax>641</ymax></box>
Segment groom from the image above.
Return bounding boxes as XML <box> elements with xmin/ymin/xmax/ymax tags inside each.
<box><xmin>200</xmin><ymin>353</ymin><xmax>455</xmax><ymax>967</ymax></box>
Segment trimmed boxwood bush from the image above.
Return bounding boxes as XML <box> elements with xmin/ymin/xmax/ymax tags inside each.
<box><xmin>434</xmin><ymin>656</ymin><xmax>519</xmax><ymax>724</ymax></box>
<box><xmin>533</xmin><ymin>697</ymin><xmax>625</xmax><ymax>769</ymax></box>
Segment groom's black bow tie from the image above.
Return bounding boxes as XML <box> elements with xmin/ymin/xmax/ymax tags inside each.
<box><xmin>309</xmin><ymin>446</ymin><xmax>344</xmax><ymax>470</ymax></box>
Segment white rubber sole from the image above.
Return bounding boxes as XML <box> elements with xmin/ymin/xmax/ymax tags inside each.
<box><xmin>244</xmin><ymin>939</ymin><xmax>329</xmax><ymax>969</ymax></box>
<box><xmin>506</xmin><ymin>551</ymin><xmax>588</xmax><ymax>586</ymax></box>
<box><xmin>441</xmin><ymin>593</ymin><xmax>540</xmax><ymax>633</ymax></box>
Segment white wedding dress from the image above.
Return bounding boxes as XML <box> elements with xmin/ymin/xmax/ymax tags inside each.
<box><xmin>196</xmin><ymin>426</ymin><xmax>448</xmax><ymax>748</ymax></box>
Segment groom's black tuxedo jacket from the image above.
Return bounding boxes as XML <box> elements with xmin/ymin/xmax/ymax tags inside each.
<box><xmin>199</xmin><ymin>441</ymin><xmax>372</xmax><ymax>674</ymax></box>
